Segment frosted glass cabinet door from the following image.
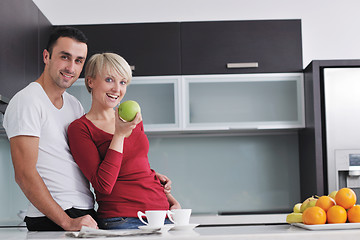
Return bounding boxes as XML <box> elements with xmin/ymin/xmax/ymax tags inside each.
<box><xmin>67</xmin><ymin>77</ymin><xmax>181</xmax><ymax>132</ymax></box>
<box><xmin>120</xmin><ymin>76</ymin><xmax>181</xmax><ymax>131</ymax></box>
<box><xmin>183</xmin><ymin>73</ymin><xmax>304</xmax><ymax>130</ymax></box>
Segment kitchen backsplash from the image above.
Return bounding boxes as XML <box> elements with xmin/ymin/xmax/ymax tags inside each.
<box><xmin>0</xmin><ymin>135</ymin><xmax>28</xmax><ymax>225</ymax></box>
<box><xmin>147</xmin><ymin>132</ymin><xmax>300</xmax><ymax>214</ymax></box>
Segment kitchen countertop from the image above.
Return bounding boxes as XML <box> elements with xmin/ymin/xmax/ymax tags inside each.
<box><xmin>190</xmin><ymin>213</ymin><xmax>288</xmax><ymax>225</ymax></box>
<box><xmin>2</xmin><ymin>224</ymin><xmax>360</xmax><ymax>240</ymax></box>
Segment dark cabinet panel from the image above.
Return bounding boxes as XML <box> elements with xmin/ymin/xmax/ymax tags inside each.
<box><xmin>23</xmin><ymin>1</ymin><xmax>41</xmax><ymax>90</ymax></box>
<box><xmin>181</xmin><ymin>20</ymin><xmax>303</xmax><ymax>75</ymax></box>
<box><xmin>38</xmin><ymin>11</ymin><xmax>52</xmax><ymax>76</ymax></box>
<box><xmin>72</xmin><ymin>20</ymin><xmax>302</xmax><ymax>77</ymax></box>
<box><xmin>0</xmin><ymin>0</ymin><xmax>30</xmax><ymax>99</ymax></box>
<box><xmin>73</xmin><ymin>23</ymin><xmax>181</xmax><ymax>77</ymax></box>
<box><xmin>0</xmin><ymin>0</ymin><xmax>51</xmax><ymax>104</ymax></box>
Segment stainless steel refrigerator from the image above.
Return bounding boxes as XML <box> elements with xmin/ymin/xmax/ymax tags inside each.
<box><xmin>299</xmin><ymin>60</ymin><xmax>360</xmax><ymax>202</ymax></box>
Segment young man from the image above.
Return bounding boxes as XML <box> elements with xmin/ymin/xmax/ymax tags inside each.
<box><xmin>3</xmin><ymin>27</ymin><xmax>98</xmax><ymax>231</ymax></box>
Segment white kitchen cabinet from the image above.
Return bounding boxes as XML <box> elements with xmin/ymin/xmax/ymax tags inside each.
<box><xmin>67</xmin><ymin>76</ymin><xmax>182</xmax><ymax>132</ymax></box>
<box><xmin>183</xmin><ymin>73</ymin><xmax>304</xmax><ymax>131</ymax></box>
<box><xmin>121</xmin><ymin>76</ymin><xmax>181</xmax><ymax>131</ymax></box>
<box><xmin>68</xmin><ymin>73</ymin><xmax>304</xmax><ymax>132</ymax></box>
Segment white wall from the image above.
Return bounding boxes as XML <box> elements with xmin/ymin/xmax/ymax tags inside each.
<box><xmin>33</xmin><ymin>0</ymin><xmax>360</xmax><ymax>67</ymax></box>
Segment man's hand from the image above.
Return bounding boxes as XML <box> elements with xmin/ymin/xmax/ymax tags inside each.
<box><xmin>10</xmin><ymin>136</ymin><xmax>98</xmax><ymax>231</ymax></box>
<box><xmin>63</xmin><ymin>215</ymin><xmax>98</xmax><ymax>231</ymax></box>
<box><xmin>155</xmin><ymin>172</ymin><xmax>172</xmax><ymax>194</ymax></box>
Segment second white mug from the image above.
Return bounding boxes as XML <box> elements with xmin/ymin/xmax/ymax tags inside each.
<box><xmin>168</xmin><ymin>209</ymin><xmax>192</xmax><ymax>225</ymax></box>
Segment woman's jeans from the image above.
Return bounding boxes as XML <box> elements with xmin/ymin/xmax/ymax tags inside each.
<box><xmin>98</xmin><ymin>217</ymin><xmax>172</xmax><ymax>229</ymax></box>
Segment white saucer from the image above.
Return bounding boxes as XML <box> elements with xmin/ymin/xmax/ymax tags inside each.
<box><xmin>138</xmin><ymin>225</ymin><xmax>174</xmax><ymax>232</ymax></box>
<box><xmin>171</xmin><ymin>223</ymin><xmax>199</xmax><ymax>231</ymax></box>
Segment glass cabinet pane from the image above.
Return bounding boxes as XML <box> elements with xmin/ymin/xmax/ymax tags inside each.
<box><xmin>122</xmin><ymin>77</ymin><xmax>179</xmax><ymax>128</ymax></box>
<box><xmin>67</xmin><ymin>77</ymin><xmax>181</xmax><ymax>132</ymax></box>
<box><xmin>123</xmin><ymin>84</ymin><xmax>174</xmax><ymax>124</ymax></box>
<box><xmin>189</xmin><ymin>81</ymin><xmax>297</xmax><ymax>122</ymax></box>
<box><xmin>184</xmin><ymin>73</ymin><xmax>304</xmax><ymax>129</ymax></box>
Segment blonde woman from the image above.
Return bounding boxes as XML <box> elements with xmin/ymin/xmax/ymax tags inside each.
<box><xmin>67</xmin><ymin>53</ymin><xmax>180</xmax><ymax>229</ymax></box>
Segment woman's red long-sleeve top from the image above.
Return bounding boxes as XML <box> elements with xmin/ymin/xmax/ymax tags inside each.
<box><xmin>67</xmin><ymin>115</ymin><xmax>169</xmax><ymax>219</ymax></box>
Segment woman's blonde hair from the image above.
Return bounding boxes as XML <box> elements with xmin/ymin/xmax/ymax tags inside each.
<box><xmin>84</xmin><ymin>52</ymin><xmax>132</xmax><ymax>93</ymax></box>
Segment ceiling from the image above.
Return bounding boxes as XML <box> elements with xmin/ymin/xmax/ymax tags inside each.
<box><xmin>32</xmin><ymin>0</ymin><xmax>287</xmax><ymax>26</ymax></box>
<box><xmin>33</xmin><ymin>0</ymin><xmax>169</xmax><ymax>25</ymax></box>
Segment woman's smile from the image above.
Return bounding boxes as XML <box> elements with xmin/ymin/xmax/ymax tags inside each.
<box><xmin>106</xmin><ymin>93</ymin><xmax>119</xmax><ymax>100</ymax></box>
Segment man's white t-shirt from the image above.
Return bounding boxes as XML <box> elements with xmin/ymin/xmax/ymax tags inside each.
<box><xmin>3</xmin><ymin>82</ymin><xmax>94</xmax><ymax>217</ymax></box>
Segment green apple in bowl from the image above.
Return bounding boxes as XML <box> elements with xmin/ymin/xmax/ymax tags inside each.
<box><xmin>118</xmin><ymin>100</ymin><xmax>141</xmax><ymax>122</ymax></box>
<box><xmin>300</xmin><ymin>196</ymin><xmax>317</xmax><ymax>213</ymax></box>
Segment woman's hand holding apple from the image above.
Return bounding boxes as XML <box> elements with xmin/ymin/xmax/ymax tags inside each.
<box><xmin>114</xmin><ymin>109</ymin><xmax>142</xmax><ymax>138</ymax></box>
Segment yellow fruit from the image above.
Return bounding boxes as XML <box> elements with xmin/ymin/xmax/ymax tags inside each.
<box><xmin>286</xmin><ymin>212</ymin><xmax>303</xmax><ymax>223</ymax></box>
<box><xmin>328</xmin><ymin>190</ymin><xmax>338</xmax><ymax>200</ymax></box>
<box><xmin>293</xmin><ymin>203</ymin><xmax>302</xmax><ymax>213</ymax></box>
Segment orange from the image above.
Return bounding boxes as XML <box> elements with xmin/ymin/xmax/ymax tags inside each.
<box><xmin>316</xmin><ymin>195</ymin><xmax>335</xmax><ymax>212</ymax></box>
<box><xmin>348</xmin><ymin>205</ymin><xmax>360</xmax><ymax>223</ymax></box>
<box><xmin>327</xmin><ymin>205</ymin><xmax>347</xmax><ymax>224</ymax></box>
<box><xmin>302</xmin><ymin>206</ymin><xmax>326</xmax><ymax>225</ymax></box>
<box><xmin>335</xmin><ymin>188</ymin><xmax>357</xmax><ymax>209</ymax></box>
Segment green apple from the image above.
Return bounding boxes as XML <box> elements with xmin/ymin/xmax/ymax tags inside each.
<box><xmin>118</xmin><ymin>100</ymin><xmax>141</xmax><ymax>122</ymax></box>
<box><xmin>307</xmin><ymin>198</ymin><xmax>317</xmax><ymax>208</ymax></box>
<box><xmin>300</xmin><ymin>196</ymin><xmax>317</xmax><ymax>213</ymax></box>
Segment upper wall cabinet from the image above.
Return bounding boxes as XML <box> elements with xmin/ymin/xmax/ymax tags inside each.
<box><xmin>73</xmin><ymin>23</ymin><xmax>181</xmax><ymax>77</ymax></box>
<box><xmin>183</xmin><ymin>73</ymin><xmax>304</xmax><ymax>131</ymax></box>
<box><xmin>181</xmin><ymin>20</ymin><xmax>303</xmax><ymax>75</ymax></box>
<box><xmin>71</xmin><ymin>19</ymin><xmax>302</xmax><ymax>77</ymax></box>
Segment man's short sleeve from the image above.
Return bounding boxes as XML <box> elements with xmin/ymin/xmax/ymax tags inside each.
<box><xmin>3</xmin><ymin>87</ymin><xmax>42</xmax><ymax>139</ymax></box>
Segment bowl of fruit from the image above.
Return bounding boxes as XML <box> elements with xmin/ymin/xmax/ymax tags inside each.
<box><xmin>287</xmin><ymin>188</ymin><xmax>360</xmax><ymax>230</ymax></box>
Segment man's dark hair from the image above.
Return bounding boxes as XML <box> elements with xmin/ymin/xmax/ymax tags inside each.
<box><xmin>46</xmin><ymin>26</ymin><xmax>88</xmax><ymax>58</ymax></box>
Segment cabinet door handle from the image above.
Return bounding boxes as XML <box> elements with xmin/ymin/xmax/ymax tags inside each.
<box><xmin>227</xmin><ymin>62</ymin><xmax>259</xmax><ymax>69</ymax></box>
<box><xmin>130</xmin><ymin>65</ymin><xmax>135</xmax><ymax>71</ymax></box>
<box><xmin>0</xmin><ymin>95</ymin><xmax>9</xmax><ymax>104</ymax></box>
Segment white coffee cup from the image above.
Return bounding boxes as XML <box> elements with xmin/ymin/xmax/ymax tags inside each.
<box><xmin>168</xmin><ymin>209</ymin><xmax>192</xmax><ymax>225</ymax></box>
<box><xmin>137</xmin><ymin>210</ymin><xmax>171</xmax><ymax>227</ymax></box>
